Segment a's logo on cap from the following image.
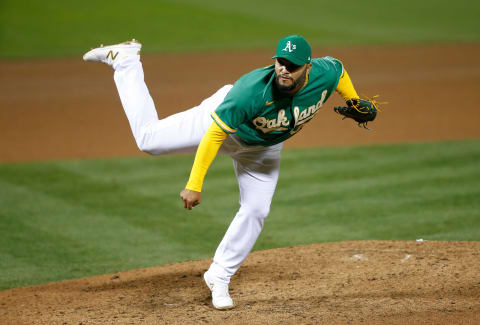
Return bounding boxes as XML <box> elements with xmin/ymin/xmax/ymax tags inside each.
<box><xmin>282</xmin><ymin>41</ymin><xmax>296</xmax><ymax>53</ymax></box>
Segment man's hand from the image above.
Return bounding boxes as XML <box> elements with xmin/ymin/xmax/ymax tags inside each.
<box><xmin>180</xmin><ymin>189</ymin><xmax>202</xmax><ymax>210</ymax></box>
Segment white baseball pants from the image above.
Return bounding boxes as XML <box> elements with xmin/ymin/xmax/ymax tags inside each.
<box><xmin>113</xmin><ymin>57</ymin><xmax>282</xmax><ymax>284</ymax></box>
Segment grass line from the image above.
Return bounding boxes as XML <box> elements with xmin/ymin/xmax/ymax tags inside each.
<box><xmin>0</xmin><ymin>139</ymin><xmax>479</xmax><ymax>289</ymax></box>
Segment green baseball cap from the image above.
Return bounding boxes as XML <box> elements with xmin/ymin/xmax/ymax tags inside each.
<box><xmin>272</xmin><ymin>35</ymin><xmax>312</xmax><ymax>66</ymax></box>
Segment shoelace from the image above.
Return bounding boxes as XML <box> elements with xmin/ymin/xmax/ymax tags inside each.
<box><xmin>211</xmin><ymin>282</ymin><xmax>230</xmax><ymax>298</ymax></box>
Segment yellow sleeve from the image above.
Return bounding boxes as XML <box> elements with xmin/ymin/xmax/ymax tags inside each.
<box><xmin>335</xmin><ymin>69</ymin><xmax>359</xmax><ymax>101</ymax></box>
<box><xmin>185</xmin><ymin>122</ymin><xmax>228</xmax><ymax>192</ymax></box>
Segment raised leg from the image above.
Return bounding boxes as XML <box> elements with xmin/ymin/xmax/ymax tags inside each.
<box><xmin>113</xmin><ymin>57</ymin><xmax>232</xmax><ymax>155</ymax></box>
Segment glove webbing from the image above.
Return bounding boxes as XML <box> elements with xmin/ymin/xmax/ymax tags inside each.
<box><xmin>348</xmin><ymin>95</ymin><xmax>386</xmax><ymax>130</ymax></box>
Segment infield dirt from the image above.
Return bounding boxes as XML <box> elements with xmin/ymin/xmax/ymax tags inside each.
<box><xmin>0</xmin><ymin>44</ymin><xmax>479</xmax><ymax>324</ymax></box>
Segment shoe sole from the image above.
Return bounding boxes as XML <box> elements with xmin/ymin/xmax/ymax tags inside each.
<box><xmin>214</xmin><ymin>304</ymin><xmax>235</xmax><ymax>310</ymax></box>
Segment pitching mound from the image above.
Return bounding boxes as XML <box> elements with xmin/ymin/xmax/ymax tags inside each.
<box><xmin>1</xmin><ymin>241</ymin><xmax>479</xmax><ymax>324</ymax></box>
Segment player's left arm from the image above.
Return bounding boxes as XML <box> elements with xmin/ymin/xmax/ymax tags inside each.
<box><xmin>180</xmin><ymin>122</ymin><xmax>228</xmax><ymax>210</ymax></box>
<box><xmin>335</xmin><ymin>68</ymin><xmax>359</xmax><ymax>101</ymax></box>
<box><xmin>333</xmin><ymin>64</ymin><xmax>383</xmax><ymax>128</ymax></box>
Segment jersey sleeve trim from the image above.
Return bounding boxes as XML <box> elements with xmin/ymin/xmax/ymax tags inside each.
<box><xmin>212</xmin><ymin>111</ymin><xmax>237</xmax><ymax>134</ymax></box>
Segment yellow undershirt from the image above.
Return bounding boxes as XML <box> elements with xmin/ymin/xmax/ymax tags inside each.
<box><xmin>185</xmin><ymin>68</ymin><xmax>359</xmax><ymax>192</ymax></box>
<box><xmin>185</xmin><ymin>122</ymin><xmax>227</xmax><ymax>192</ymax></box>
<box><xmin>335</xmin><ymin>69</ymin><xmax>359</xmax><ymax>101</ymax></box>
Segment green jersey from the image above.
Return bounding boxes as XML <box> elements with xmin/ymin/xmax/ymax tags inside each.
<box><xmin>212</xmin><ymin>57</ymin><xmax>344</xmax><ymax>146</ymax></box>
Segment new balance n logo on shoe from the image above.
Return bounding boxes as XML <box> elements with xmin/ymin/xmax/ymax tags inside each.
<box><xmin>106</xmin><ymin>50</ymin><xmax>119</xmax><ymax>60</ymax></box>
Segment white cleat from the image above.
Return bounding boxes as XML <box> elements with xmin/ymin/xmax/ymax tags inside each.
<box><xmin>82</xmin><ymin>39</ymin><xmax>142</xmax><ymax>66</ymax></box>
<box><xmin>204</xmin><ymin>271</ymin><xmax>234</xmax><ymax>310</ymax></box>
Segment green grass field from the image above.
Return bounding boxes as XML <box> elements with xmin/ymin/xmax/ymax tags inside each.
<box><xmin>1</xmin><ymin>140</ymin><xmax>479</xmax><ymax>290</ymax></box>
<box><xmin>1</xmin><ymin>0</ymin><xmax>479</xmax><ymax>59</ymax></box>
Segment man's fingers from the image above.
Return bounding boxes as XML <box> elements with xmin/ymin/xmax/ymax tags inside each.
<box><xmin>183</xmin><ymin>197</ymin><xmax>193</xmax><ymax>210</ymax></box>
<box><xmin>180</xmin><ymin>189</ymin><xmax>201</xmax><ymax>210</ymax></box>
<box><xmin>188</xmin><ymin>199</ymin><xmax>198</xmax><ymax>209</ymax></box>
<box><xmin>181</xmin><ymin>194</ymin><xmax>188</xmax><ymax>209</ymax></box>
<box><xmin>185</xmin><ymin>199</ymin><xmax>199</xmax><ymax>210</ymax></box>
<box><xmin>180</xmin><ymin>192</ymin><xmax>187</xmax><ymax>209</ymax></box>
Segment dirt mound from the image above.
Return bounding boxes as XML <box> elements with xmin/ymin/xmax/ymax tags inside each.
<box><xmin>1</xmin><ymin>241</ymin><xmax>479</xmax><ymax>324</ymax></box>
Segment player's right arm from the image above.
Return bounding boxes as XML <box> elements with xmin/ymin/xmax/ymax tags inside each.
<box><xmin>180</xmin><ymin>75</ymin><xmax>259</xmax><ymax>209</ymax></box>
<box><xmin>180</xmin><ymin>122</ymin><xmax>228</xmax><ymax>210</ymax></box>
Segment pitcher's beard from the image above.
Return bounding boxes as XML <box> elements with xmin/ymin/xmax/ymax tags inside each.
<box><xmin>274</xmin><ymin>69</ymin><xmax>308</xmax><ymax>93</ymax></box>
<box><xmin>275</xmin><ymin>76</ymin><xmax>296</xmax><ymax>92</ymax></box>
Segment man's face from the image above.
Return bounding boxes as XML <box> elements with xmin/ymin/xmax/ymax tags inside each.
<box><xmin>274</xmin><ymin>58</ymin><xmax>311</xmax><ymax>93</ymax></box>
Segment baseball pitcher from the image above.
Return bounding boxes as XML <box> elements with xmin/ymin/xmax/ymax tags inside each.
<box><xmin>83</xmin><ymin>35</ymin><xmax>378</xmax><ymax>310</ymax></box>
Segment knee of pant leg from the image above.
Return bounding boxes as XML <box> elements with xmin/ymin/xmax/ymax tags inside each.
<box><xmin>134</xmin><ymin>126</ymin><xmax>182</xmax><ymax>155</ymax></box>
<box><xmin>135</xmin><ymin>131</ymin><xmax>164</xmax><ymax>155</ymax></box>
<box><xmin>137</xmin><ymin>141</ymin><xmax>156</xmax><ymax>155</ymax></box>
<box><xmin>135</xmin><ymin>138</ymin><xmax>154</xmax><ymax>155</ymax></box>
<box><xmin>239</xmin><ymin>204</ymin><xmax>270</xmax><ymax>221</ymax></box>
<box><xmin>137</xmin><ymin>138</ymin><xmax>178</xmax><ymax>155</ymax></box>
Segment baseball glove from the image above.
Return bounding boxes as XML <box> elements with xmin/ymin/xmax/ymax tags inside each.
<box><xmin>334</xmin><ymin>96</ymin><xmax>382</xmax><ymax>130</ymax></box>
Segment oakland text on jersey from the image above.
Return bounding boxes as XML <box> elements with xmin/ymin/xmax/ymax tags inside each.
<box><xmin>253</xmin><ymin>89</ymin><xmax>328</xmax><ymax>134</ymax></box>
